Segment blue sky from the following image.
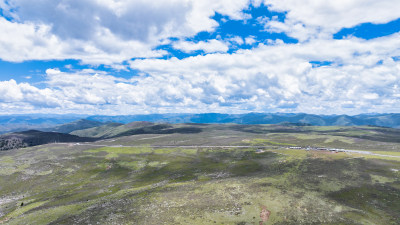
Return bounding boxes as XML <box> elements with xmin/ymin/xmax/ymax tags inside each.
<box><xmin>0</xmin><ymin>0</ymin><xmax>400</xmax><ymax>115</ymax></box>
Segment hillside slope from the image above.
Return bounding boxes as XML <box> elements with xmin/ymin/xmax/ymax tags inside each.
<box><xmin>41</xmin><ymin>119</ymin><xmax>105</xmax><ymax>133</ymax></box>
<box><xmin>0</xmin><ymin>130</ymin><xmax>96</xmax><ymax>151</ymax></box>
<box><xmin>70</xmin><ymin>122</ymin><xmax>124</xmax><ymax>138</ymax></box>
<box><xmin>71</xmin><ymin>122</ymin><xmax>202</xmax><ymax>138</ymax></box>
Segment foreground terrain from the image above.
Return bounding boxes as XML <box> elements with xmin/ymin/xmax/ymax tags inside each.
<box><xmin>0</xmin><ymin>124</ymin><xmax>399</xmax><ymax>224</ymax></box>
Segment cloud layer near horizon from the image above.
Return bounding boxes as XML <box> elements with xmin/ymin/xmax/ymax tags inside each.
<box><xmin>0</xmin><ymin>0</ymin><xmax>400</xmax><ymax>115</ymax></box>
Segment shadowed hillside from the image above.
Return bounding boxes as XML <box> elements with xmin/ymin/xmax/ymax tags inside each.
<box><xmin>71</xmin><ymin>122</ymin><xmax>203</xmax><ymax>138</ymax></box>
<box><xmin>0</xmin><ymin>130</ymin><xmax>96</xmax><ymax>151</ymax></box>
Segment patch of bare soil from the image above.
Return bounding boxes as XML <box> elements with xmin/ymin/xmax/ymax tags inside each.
<box><xmin>259</xmin><ymin>205</ymin><xmax>271</xmax><ymax>225</ymax></box>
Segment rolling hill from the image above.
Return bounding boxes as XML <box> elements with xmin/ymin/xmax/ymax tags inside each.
<box><xmin>70</xmin><ymin>122</ymin><xmax>202</xmax><ymax>138</ymax></box>
<box><xmin>40</xmin><ymin>119</ymin><xmax>105</xmax><ymax>134</ymax></box>
<box><xmin>69</xmin><ymin>122</ymin><xmax>125</xmax><ymax>138</ymax></box>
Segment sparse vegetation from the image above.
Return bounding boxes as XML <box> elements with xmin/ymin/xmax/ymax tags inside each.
<box><xmin>0</xmin><ymin>124</ymin><xmax>399</xmax><ymax>224</ymax></box>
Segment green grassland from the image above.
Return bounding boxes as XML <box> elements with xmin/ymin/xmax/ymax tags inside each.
<box><xmin>0</xmin><ymin>124</ymin><xmax>400</xmax><ymax>224</ymax></box>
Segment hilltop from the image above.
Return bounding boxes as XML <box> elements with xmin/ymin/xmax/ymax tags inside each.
<box><xmin>40</xmin><ymin>119</ymin><xmax>105</xmax><ymax>134</ymax></box>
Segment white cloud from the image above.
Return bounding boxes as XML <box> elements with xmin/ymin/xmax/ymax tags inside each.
<box><xmin>129</xmin><ymin>32</ymin><xmax>400</xmax><ymax>114</ymax></box>
<box><xmin>228</xmin><ymin>36</ymin><xmax>245</xmax><ymax>45</ymax></box>
<box><xmin>262</xmin><ymin>0</ymin><xmax>400</xmax><ymax>40</ymax></box>
<box><xmin>1</xmin><ymin>0</ymin><xmax>399</xmax><ymax>65</ymax></box>
<box><xmin>245</xmin><ymin>36</ymin><xmax>256</xmax><ymax>45</ymax></box>
<box><xmin>173</xmin><ymin>39</ymin><xmax>229</xmax><ymax>53</ymax></box>
<box><xmin>1</xmin><ymin>0</ymin><xmax>400</xmax><ymax>114</ymax></box>
<box><xmin>0</xmin><ymin>17</ymin><xmax>166</xmax><ymax>64</ymax></box>
<box><xmin>0</xmin><ymin>79</ymin><xmax>60</xmax><ymax>107</ymax></box>
<box><xmin>363</xmin><ymin>93</ymin><xmax>379</xmax><ymax>100</ymax></box>
<box><xmin>2</xmin><ymin>0</ymin><xmax>398</xmax><ymax>64</ymax></box>
<box><xmin>1</xmin><ymin>31</ymin><xmax>400</xmax><ymax>115</ymax></box>
<box><xmin>1</xmin><ymin>36</ymin><xmax>400</xmax><ymax>115</ymax></box>
<box><xmin>0</xmin><ymin>80</ymin><xmax>24</xmax><ymax>102</ymax></box>
<box><xmin>0</xmin><ymin>0</ymin><xmax>252</xmax><ymax>64</ymax></box>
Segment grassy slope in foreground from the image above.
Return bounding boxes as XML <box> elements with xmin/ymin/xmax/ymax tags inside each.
<box><xmin>0</xmin><ymin>124</ymin><xmax>399</xmax><ymax>224</ymax></box>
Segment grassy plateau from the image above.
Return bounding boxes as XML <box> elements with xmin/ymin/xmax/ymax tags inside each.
<box><xmin>0</xmin><ymin>124</ymin><xmax>399</xmax><ymax>224</ymax></box>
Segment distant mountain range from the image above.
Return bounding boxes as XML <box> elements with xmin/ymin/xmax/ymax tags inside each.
<box><xmin>85</xmin><ymin>113</ymin><xmax>400</xmax><ymax>128</ymax></box>
<box><xmin>0</xmin><ymin>114</ymin><xmax>85</xmax><ymax>134</ymax></box>
<box><xmin>1</xmin><ymin>113</ymin><xmax>400</xmax><ymax>135</ymax></box>
<box><xmin>3</xmin><ymin>113</ymin><xmax>400</xmax><ymax>151</ymax></box>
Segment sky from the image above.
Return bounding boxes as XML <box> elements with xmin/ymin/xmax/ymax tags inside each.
<box><xmin>0</xmin><ymin>0</ymin><xmax>400</xmax><ymax>115</ymax></box>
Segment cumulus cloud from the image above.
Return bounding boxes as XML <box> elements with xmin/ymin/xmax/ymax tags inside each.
<box><xmin>129</xmin><ymin>32</ymin><xmax>400</xmax><ymax>114</ymax></box>
<box><xmin>173</xmin><ymin>39</ymin><xmax>229</xmax><ymax>53</ymax></box>
<box><xmin>0</xmin><ymin>0</ymin><xmax>251</xmax><ymax>64</ymax></box>
<box><xmin>2</xmin><ymin>0</ymin><xmax>398</xmax><ymax>63</ymax></box>
<box><xmin>0</xmin><ymin>17</ymin><xmax>166</xmax><ymax>64</ymax></box>
<box><xmin>228</xmin><ymin>36</ymin><xmax>245</xmax><ymax>45</ymax></box>
<box><xmin>3</xmin><ymin>32</ymin><xmax>400</xmax><ymax>114</ymax></box>
<box><xmin>261</xmin><ymin>0</ymin><xmax>400</xmax><ymax>40</ymax></box>
<box><xmin>1</xmin><ymin>0</ymin><xmax>400</xmax><ymax>114</ymax></box>
<box><xmin>244</xmin><ymin>36</ymin><xmax>257</xmax><ymax>45</ymax></box>
<box><xmin>0</xmin><ymin>79</ymin><xmax>60</xmax><ymax>107</ymax></box>
<box><xmin>0</xmin><ymin>67</ymin><xmax>215</xmax><ymax>114</ymax></box>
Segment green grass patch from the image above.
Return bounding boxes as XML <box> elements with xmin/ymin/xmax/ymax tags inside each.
<box><xmin>0</xmin><ymin>156</ymin><xmax>15</xmax><ymax>164</ymax></box>
<box><xmin>329</xmin><ymin>184</ymin><xmax>400</xmax><ymax>224</ymax></box>
<box><xmin>7</xmin><ymin>202</ymin><xmax>89</xmax><ymax>225</ymax></box>
<box><xmin>350</xmin><ymin>153</ymin><xmax>400</xmax><ymax>162</ymax></box>
<box><xmin>369</xmin><ymin>151</ymin><xmax>400</xmax><ymax>157</ymax></box>
<box><xmin>86</xmin><ymin>146</ymin><xmax>152</xmax><ymax>158</ymax></box>
<box><xmin>4</xmin><ymin>200</ymin><xmax>48</xmax><ymax>220</ymax></box>
<box><xmin>118</xmin><ymin>160</ymin><xmax>146</xmax><ymax>170</ymax></box>
<box><xmin>249</xmin><ymin>139</ymin><xmax>297</xmax><ymax>146</ymax></box>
